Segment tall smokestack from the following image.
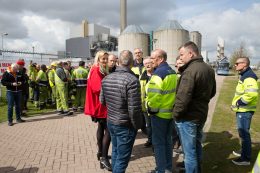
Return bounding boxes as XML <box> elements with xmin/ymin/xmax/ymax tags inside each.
<box><xmin>120</xmin><ymin>0</ymin><xmax>127</xmax><ymax>34</ymax></box>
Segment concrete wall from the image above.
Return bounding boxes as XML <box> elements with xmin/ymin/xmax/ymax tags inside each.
<box><xmin>66</xmin><ymin>37</ymin><xmax>90</xmax><ymax>58</ymax></box>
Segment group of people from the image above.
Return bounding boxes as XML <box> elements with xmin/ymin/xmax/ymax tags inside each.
<box><xmin>83</xmin><ymin>41</ymin><xmax>216</xmax><ymax>173</ymax></box>
<box><xmin>1</xmin><ymin>40</ymin><xmax>259</xmax><ymax>173</ymax></box>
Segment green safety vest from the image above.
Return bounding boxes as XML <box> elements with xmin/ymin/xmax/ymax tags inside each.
<box><xmin>131</xmin><ymin>66</ymin><xmax>145</xmax><ymax>79</ymax></box>
<box><xmin>146</xmin><ymin>64</ymin><xmax>177</xmax><ymax>119</ymax></box>
<box><xmin>29</xmin><ymin>65</ymin><xmax>38</xmax><ymax>81</ymax></box>
<box><xmin>48</xmin><ymin>69</ymin><xmax>55</xmax><ymax>88</ymax></box>
<box><xmin>72</xmin><ymin>66</ymin><xmax>89</xmax><ymax>87</ymax></box>
<box><xmin>54</xmin><ymin>71</ymin><xmax>67</xmax><ymax>87</ymax></box>
<box><xmin>36</xmin><ymin>70</ymin><xmax>48</xmax><ymax>87</ymax></box>
<box><xmin>140</xmin><ymin>76</ymin><xmax>148</xmax><ymax>112</ymax></box>
<box><xmin>231</xmin><ymin>77</ymin><xmax>259</xmax><ymax>112</ymax></box>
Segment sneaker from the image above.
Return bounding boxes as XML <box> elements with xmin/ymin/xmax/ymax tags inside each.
<box><xmin>232</xmin><ymin>150</ymin><xmax>241</xmax><ymax>157</ymax></box>
<box><xmin>232</xmin><ymin>157</ymin><xmax>250</xmax><ymax>166</ymax></box>
<box><xmin>64</xmin><ymin>111</ymin><xmax>73</xmax><ymax>116</ymax></box>
<box><xmin>8</xmin><ymin>122</ymin><xmax>14</xmax><ymax>126</ymax></box>
<box><xmin>17</xmin><ymin>119</ymin><xmax>26</xmax><ymax>123</ymax></box>
<box><xmin>144</xmin><ymin>141</ymin><xmax>152</xmax><ymax>148</ymax></box>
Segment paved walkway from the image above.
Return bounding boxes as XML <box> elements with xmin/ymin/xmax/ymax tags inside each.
<box><xmin>0</xmin><ymin>75</ymin><xmax>225</xmax><ymax>173</ymax></box>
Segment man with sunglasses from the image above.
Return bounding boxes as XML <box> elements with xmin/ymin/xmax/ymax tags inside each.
<box><xmin>231</xmin><ymin>57</ymin><xmax>259</xmax><ymax>166</ymax></box>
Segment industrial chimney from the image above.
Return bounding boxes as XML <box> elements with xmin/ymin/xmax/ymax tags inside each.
<box><xmin>82</xmin><ymin>20</ymin><xmax>89</xmax><ymax>37</ymax></box>
<box><xmin>120</xmin><ymin>0</ymin><xmax>127</xmax><ymax>33</ymax></box>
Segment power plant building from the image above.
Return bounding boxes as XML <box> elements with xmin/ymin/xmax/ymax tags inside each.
<box><xmin>190</xmin><ymin>31</ymin><xmax>202</xmax><ymax>54</ymax></box>
<box><xmin>153</xmin><ymin>20</ymin><xmax>190</xmax><ymax>67</ymax></box>
<box><xmin>118</xmin><ymin>25</ymin><xmax>149</xmax><ymax>57</ymax></box>
<box><xmin>67</xmin><ymin>20</ymin><xmax>117</xmax><ymax>58</ymax></box>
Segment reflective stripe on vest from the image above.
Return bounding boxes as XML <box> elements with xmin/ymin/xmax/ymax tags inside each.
<box><xmin>147</xmin><ymin>88</ymin><xmax>176</xmax><ymax>95</ymax></box>
<box><xmin>236</xmin><ymin>89</ymin><xmax>258</xmax><ymax>95</ymax></box>
<box><xmin>231</xmin><ymin>105</ymin><xmax>257</xmax><ymax>110</ymax></box>
<box><xmin>75</xmin><ymin>78</ymin><xmax>87</xmax><ymax>87</ymax></box>
<box><xmin>246</xmin><ymin>88</ymin><xmax>259</xmax><ymax>92</ymax></box>
<box><xmin>38</xmin><ymin>81</ymin><xmax>48</xmax><ymax>87</ymax></box>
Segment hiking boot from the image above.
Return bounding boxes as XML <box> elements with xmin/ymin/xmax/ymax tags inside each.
<box><xmin>232</xmin><ymin>150</ymin><xmax>241</xmax><ymax>157</ymax></box>
<box><xmin>232</xmin><ymin>157</ymin><xmax>250</xmax><ymax>166</ymax></box>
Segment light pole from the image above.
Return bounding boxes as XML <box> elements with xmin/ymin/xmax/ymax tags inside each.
<box><xmin>32</xmin><ymin>46</ymin><xmax>35</xmax><ymax>59</ymax></box>
<box><xmin>1</xmin><ymin>32</ymin><xmax>8</xmax><ymax>59</ymax></box>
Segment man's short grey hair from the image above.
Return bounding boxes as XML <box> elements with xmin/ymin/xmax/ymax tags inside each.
<box><xmin>134</xmin><ymin>48</ymin><xmax>143</xmax><ymax>52</ymax></box>
<box><xmin>151</xmin><ymin>49</ymin><xmax>167</xmax><ymax>61</ymax></box>
<box><xmin>238</xmin><ymin>57</ymin><xmax>250</xmax><ymax>66</ymax></box>
<box><xmin>119</xmin><ymin>50</ymin><xmax>134</xmax><ymax>66</ymax></box>
<box><xmin>181</xmin><ymin>41</ymin><xmax>199</xmax><ymax>56</ymax></box>
<box><xmin>143</xmin><ymin>56</ymin><xmax>151</xmax><ymax>60</ymax></box>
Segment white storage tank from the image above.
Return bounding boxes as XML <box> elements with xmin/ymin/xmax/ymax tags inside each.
<box><xmin>153</xmin><ymin>20</ymin><xmax>189</xmax><ymax>67</ymax></box>
<box><xmin>118</xmin><ymin>25</ymin><xmax>149</xmax><ymax>57</ymax></box>
<box><xmin>190</xmin><ymin>31</ymin><xmax>202</xmax><ymax>54</ymax></box>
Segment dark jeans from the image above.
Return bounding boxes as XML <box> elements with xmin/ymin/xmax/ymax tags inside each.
<box><xmin>144</xmin><ymin>112</ymin><xmax>152</xmax><ymax>143</ymax></box>
<box><xmin>176</xmin><ymin>121</ymin><xmax>204</xmax><ymax>173</ymax></box>
<box><xmin>151</xmin><ymin>115</ymin><xmax>173</xmax><ymax>173</ymax></box>
<box><xmin>6</xmin><ymin>91</ymin><xmax>22</xmax><ymax>122</ymax></box>
<box><xmin>107</xmin><ymin>122</ymin><xmax>137</xmax><ymax>173</ymax></box>
<box><xmin>236</xmin><ymin>112</ymin><xmax>253</xmax><ymax>161</ymax></box>
<box><xmin>34</xmin><ymin>87</ymin><xmax>39</xmax><ymax>101</ymax></box>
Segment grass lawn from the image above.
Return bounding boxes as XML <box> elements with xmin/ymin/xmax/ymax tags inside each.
<box><xmin>202</xmin><ymin>72</ymin><xmax>260</xmax><ymax>173</ymax></box>
<box><xmin>0</xmin><ymin>86</ymin><xmax>56</xmax><ymax>123</ymax></box>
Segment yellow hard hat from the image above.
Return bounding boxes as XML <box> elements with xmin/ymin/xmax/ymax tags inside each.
<box><xmin>51</xmin><ymin>61</ymin><xmax>57</xmax><ymax>66</ymax></box>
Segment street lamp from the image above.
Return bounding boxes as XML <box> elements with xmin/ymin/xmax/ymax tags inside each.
<box><xmin>1</xmin><ymin>32</ymin><xmax>8</xmax><ymax>59</ymax></box>
<box><xmin>32</xmin><ymin>46</ymin><xmax>35</xmax><ymax>58</ymax></box>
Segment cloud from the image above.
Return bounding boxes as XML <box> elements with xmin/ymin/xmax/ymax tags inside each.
<box><xmin>5</xmin><ymin>14</ymin><xmax>70</xmax><ymax>53</ymax></box>
<box><xmin>181</xmin><ymin>3</ymin><xmax>260</xmax><ymax>63</ymax></box>
<box><xmin>0</xmin><ymin>11</ymin><xmax>28</xmax><ymax>39</ymax></box>
<box><xmin>1</xmin><ymin>0</ymin><xmax>259</xmax><ymax>65</ymax></box>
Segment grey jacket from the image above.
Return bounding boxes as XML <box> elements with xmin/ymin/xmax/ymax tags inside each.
<box><xmin>100</xmin><ymin>66</ymin><xmax>143</xmax><ymax>130</ymax></box>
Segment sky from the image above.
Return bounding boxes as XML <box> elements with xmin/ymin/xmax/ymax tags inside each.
<box><xmin>0</xmin><ymin>0</ymin><xmax>260</xmax><ymax>64</ymax></box>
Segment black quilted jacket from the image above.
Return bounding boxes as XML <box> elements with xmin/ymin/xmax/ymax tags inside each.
<box><xmin>100</xmin><ymin>66</ymin><xmax>143</xmax><ymax>130</ymax></box>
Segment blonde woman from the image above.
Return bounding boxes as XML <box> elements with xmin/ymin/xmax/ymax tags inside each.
<box><xmin>84</xmin><ymin>50</ymin><xmax>112</xmax><ymax>171</ymax></box>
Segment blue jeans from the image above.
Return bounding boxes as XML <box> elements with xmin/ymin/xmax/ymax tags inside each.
<box><xmin>144</xmin><ymin>112</ymin><xmax>152</xmax><ymax>143</ymax></box>
<box><xmin>151</xmin><ymin>115</ymin><xmax>173</xmax><ymax>173</ymax></box>
<box><xmin>107</xmin><ymin>122</ymin><xmax>137</xmax><ymax>173</ymax></box>
<box><xmin>236</xmin><ymin>112</ymin><xmax>253</xmax><ymax>161</ymax></box>
<box><xmin>176</xmin><ymin>121</ymin><xmax>204</xmax><ymax>173</ymax></box>
<box><xmin>6</xmin><ymin>91</ymin><xmax>22</xmax><ymax>122</ymax></box>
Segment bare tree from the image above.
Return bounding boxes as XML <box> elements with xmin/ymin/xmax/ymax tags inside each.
<box><xmin>230</xmin><ymin>42</ymin><xmax>251</xmax><ymax>67</ymax></box>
